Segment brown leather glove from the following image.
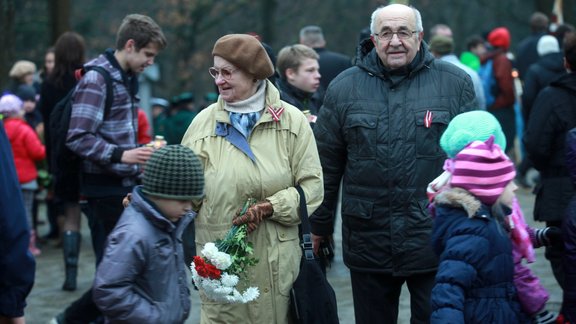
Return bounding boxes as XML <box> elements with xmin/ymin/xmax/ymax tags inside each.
<box><xmin>232</xmin><ymin>200</ymin><xmax>274</xmax><ymax>233</ymax></box>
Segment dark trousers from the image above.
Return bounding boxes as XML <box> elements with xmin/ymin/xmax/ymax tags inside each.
<box><xmin>350</xmin><ymin>270</ymin><xmax>435</xmax><ymax>324</ymax></box>
<box><xmin>63</xmin><ymin>195</ymin><xmax>125</xmax><ymax>324</ymax></box>
<box><xmin>546</xmin><ymin>220</ymin><xmax>566</xmax><ymax>289</ymax></box>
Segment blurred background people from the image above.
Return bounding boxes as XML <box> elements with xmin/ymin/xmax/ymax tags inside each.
<box><xmin>38</xmin><ymin>31</ymin><xmax>87</xmax><ymax>291</ymax></box>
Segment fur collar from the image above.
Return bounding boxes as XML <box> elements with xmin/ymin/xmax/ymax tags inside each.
<box><xmin>434</xmin><ymin>187</ymin><xmax>483</xmax><ymax>218</ymax></box>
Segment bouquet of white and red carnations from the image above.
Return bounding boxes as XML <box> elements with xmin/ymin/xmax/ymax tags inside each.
<box><xmin>191</xmin><ymin>199</ymin><xmax>260</xmax><ymax>303</ymax></box>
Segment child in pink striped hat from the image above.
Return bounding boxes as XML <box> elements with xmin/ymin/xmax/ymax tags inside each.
<box><xmin>428</xmin><ymin>110</ymin><xmax>559</xmax><ymax>324</ymax></box>
<box><xmin>430</xmin><ymin>136</ymin><xmax>528</xmax><ymax>323</ymax></box>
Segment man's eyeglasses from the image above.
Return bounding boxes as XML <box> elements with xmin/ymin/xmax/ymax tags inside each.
<box><xmin>374</xmin><ymin>30</ymin><xmax>417</xmax><ymax>41</ymax></box>
<box><xmin>208</xmin><ymin>67</ymin><xmax>238</xmax><ymax>80</ymax></box>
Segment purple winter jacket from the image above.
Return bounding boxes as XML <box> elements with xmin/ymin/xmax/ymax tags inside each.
<box><xmin>563</xmin><ymin>127</ymin><xmax>576</xmax><ymax>322</ymax></box>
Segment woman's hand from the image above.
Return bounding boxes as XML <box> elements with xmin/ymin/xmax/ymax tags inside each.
<box><xmin>232</xmin><ymin>200</ymin><xmax>273</xmax><ymax>233</ymax></box>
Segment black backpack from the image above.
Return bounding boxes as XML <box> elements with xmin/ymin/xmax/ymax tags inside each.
<box><xmin>49</xmin><ymin>66</ymin><xmax>113</xmax><ymax>178</ymax></box>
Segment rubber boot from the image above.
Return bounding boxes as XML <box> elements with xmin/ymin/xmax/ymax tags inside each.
<box><xmin>29</xmin><ymin>229</ymin><xmax>42</xmax><ymax>256</ymax></box>
<box><xmin>62</xmin><ymin>231</ymin><xmax>81</xmax><ymax>291</ymax></box>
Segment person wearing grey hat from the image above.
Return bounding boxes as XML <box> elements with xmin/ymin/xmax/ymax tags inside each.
<box><xmin>93</xmin><ymin>145</ymin><xmax>203</xmax><ymax>323</ymax></box>
<box><xmin>181</xmin><ymin>33</ymin><xmax>324</xmax><ymax>323</ymax></box>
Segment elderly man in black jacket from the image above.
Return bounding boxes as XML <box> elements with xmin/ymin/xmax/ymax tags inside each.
<box><xmin>310</xmin><ymin>4</ymin><xmax>476</xmax><ymax>324</ymax></box>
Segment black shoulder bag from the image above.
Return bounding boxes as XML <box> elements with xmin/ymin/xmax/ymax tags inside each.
<box><xmin>290</xmin><ymin>185</ymin><xmax>339</xmax><ymax>324</ymax></box>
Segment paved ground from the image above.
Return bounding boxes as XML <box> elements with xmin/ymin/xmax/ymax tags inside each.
<box><xmin>26</xmin><ymin>186</ymin><xmax>562</xmax><ymax>323</ymax></box>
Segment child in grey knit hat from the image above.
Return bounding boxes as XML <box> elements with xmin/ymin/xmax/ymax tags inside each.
<box><xmin>93</xmin><ymin>145</ymin><xmax>204</xmax><ymax>323</ymax></box>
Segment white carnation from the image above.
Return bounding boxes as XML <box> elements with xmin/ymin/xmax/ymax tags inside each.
<box><xmin>210</xmin><ymin>251</ymin><xmax>232</xmax><ymax>270</ymax></box>
<box><xmin>201</xmin><ymin>242</ymin><xmax>219</xmax><ymax>258</ymax></box>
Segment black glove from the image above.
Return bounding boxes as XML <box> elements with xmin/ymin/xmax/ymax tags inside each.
<box><xmin>535</xmin><ymin>226</ymin><xmax>563</xmax><ymax>247</ymax></box>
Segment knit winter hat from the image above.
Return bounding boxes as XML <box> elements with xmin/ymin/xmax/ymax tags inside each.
<box><xmin>15</xmin><ymin>85</ymin><xmax>36</xmax><ymax>102</ymax></box>
<box><xmin>142</xmin><ymin>145</ymin><xmax>205</xmax><ymax>201</ymax></box>
<box><xmin>9</xmin><ymin>60</ymin><xmax>37</xmax><ymax>79</ymax></box>
<box><xmin>212</xmin><ymin>34</ymin><xmax>274</xmax><ymax>80</ymax></box>
<box><xmin>537</xmin><ymin>35</ymin><xmax>560</xmax><ymax>56</ymax></box>
<box><xmin>440</xmin><ymin>110</ymin><xmax>507</xmax><ymax>158</ymax></box>
<box><xmin>0</xmin><ymin>94</ymin><xmax>23</xmax><ymax>116</ymax></box>
<box><xmin>488</xmin><ymin>27</ymin><xmax>511</xmax><ymax>50</ymax></box>
<box><xmin>449</xmin><ymin>136</ymin><xmax>516</xmax><ymax>206</ymax></box>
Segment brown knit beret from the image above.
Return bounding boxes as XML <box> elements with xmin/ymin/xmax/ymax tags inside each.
<box><xmin>212</xmin><ymin>34</ymin><xmax>274</xmax><ymax>80</ymax></box>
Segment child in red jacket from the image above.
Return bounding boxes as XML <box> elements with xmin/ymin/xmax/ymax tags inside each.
<box><xmin>0</xmin><ymin>93</ymin><xmax>46</xmax><ymax>256</ymax></box>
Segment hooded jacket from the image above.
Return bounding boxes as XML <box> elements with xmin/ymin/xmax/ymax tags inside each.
<box><xmin>524</xmin><ymin>72</ymin><xmax>576</xmax><ymax>222</ymax></box>
<box><xmin>430</xmin><ymin>188</ymin><xmax>526</xmax><ymax>323</ymax></box>
<box><xmin>310</xmin><ymin>39</ymin><xmax>476</xmax><ymax>275</ymax></box>
<box><xmin>93</xmin><ymin>186</ymin><xmax>193</xmax><ymax>323</ymax></box>
<box><xmin>521</xmin><ymin>52</ymin><xmax>565</xmax><ymax>121</ymax></box>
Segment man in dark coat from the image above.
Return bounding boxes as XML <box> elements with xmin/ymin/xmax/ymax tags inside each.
<box><xmin>516</xmin><ymin>12</ymin><xmax>549</xmax><ymax>80</ymax></box>
<box><xmin>0</xmin><ymin>119</ymin><xmax>36</xmax><ymax>323</ymax></box>
<box><xmin>523</xmin><ymin>31</ymin><xmax>576</xmax><ymax>291</ymax></box>
<box><xmin>299</xmin><ymin>25</ymin><xmax>352</xmax><ymax>94</ymax></box>
<box><xmin>309</xmin><ymin>4</ymin><xmax>476</xmax><ymax>323</ymax></box>
<box><xmin>563</xmin><ymin>127</ymin><xmax>576</xmax><ymax>323</ymax></box>
<box><xmin>517</xmin><ymin>35</ymin><xmax>566</xmax><ymax>187</ymax></box>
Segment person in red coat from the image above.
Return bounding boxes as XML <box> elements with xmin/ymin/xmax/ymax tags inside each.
<box><xmin>0</xmin><ymin>93</ymin><xmax>46</xmax><ymax>256</ymax></box>
<box><xmin>137</xmin><ymin>108</ymin><xmax>152</xmax><ymax>145</ymax></box>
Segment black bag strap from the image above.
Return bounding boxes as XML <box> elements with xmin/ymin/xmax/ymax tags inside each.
<box><xmin>83</xmin><ymin>66</ymin><xmax>114</xmax><ymax>116</ymax></box>
<box><xmin>295</xmin><ymin>185</ymin><xmax>315</xmax><ymax>261</ymax></box>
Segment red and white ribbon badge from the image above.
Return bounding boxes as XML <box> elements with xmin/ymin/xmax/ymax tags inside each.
<box><xmin>268</xmin><ymin>105</ymin><xmax>285</xmax><ymax>122</ymax></box>
<box><xmin>424</xmin><ymin>110</ymin><xmax>433</xmax><ymax>128</ymax></box>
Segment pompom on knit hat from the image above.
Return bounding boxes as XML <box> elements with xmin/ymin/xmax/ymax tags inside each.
<box><xmin>9</xmin><ymin>60</ymin><xmax>37</xmax><ymax>79</ymax></box>
<box><xmin>212</xmin><ymin>34</ymin><xmax>274</xmax><ymax>80</ymax></box>
<box><xmin>488</xmin><ymin>27</ymin><xmax>511</xmax><ymax>50</ymax></box>
<box><xmin>142</xmin><ymin>145</ymin><xmax>205</xmax><ymax>201</ymax></box>
<box><xmin>448</xmin><ymin>136</ymin><xmax>516</xmax><ymax>206</ymax></box>
<box><xmin>440</xmin><ymin>110</ymin><xmax>506</xmax><ymax>158</ymax></box>
<box><xmin>0</xmin><ymin>94</ymin><xmax>23</xmax><ymax>116</ymax></box>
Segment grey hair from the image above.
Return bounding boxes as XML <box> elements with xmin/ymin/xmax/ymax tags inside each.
<box><xmin>370</xmin><ymin>4</ymin><xmax>423</xmax><ymax>34</ymax></box>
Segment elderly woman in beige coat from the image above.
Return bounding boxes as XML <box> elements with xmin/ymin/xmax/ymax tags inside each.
<box><xmin>181</xmin><ymin>34</ymin><xmax>324</xmax><ymax>323</ymax></box>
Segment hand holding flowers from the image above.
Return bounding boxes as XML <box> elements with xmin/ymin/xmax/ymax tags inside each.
<box><xmin>191</xmin><ymin>199</ymin><xmax>260</xmax><ymax>303</ymax></box>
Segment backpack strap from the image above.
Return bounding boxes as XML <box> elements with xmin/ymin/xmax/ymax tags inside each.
<box><xmin>76</xmin><ymin>66</ymin><xmax>114</xmax><ymax>117</ymax></box>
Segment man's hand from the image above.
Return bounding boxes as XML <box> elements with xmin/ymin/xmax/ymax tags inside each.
<box><xmin>121</xmin><ymin>146</ymin><xmax>154</xmax><ymax>164</ymax></box>
<box><xmin>232</xmin><ymin>200</ymin><xmax>273</xmax><ymax>233</ymax></box>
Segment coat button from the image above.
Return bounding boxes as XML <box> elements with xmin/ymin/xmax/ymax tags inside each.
<box><xmin>280</xmin><ymin>233</ymin><xmax>285</xmax><ymax>238</ymax></box>
<box><xmin>263</xmin><ymin>287</ymin><xmax>269</xmax><ymax>293</ymax></box>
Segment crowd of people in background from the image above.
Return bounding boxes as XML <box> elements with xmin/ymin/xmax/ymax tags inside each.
<box><xmin>1</xmin><ymin>2</ymin><xmax>576</xmax><ymax>324</ymax></box>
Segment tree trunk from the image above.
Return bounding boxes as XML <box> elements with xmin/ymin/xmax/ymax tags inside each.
<box><xmin>0</xmin><ymin>0</ymin><xmax>16</xmax><ymax>90</ymax></box>
<box><xmin>50</xmin><ymin>0</ymin><xmax>71</xmax><ymax>44</ymax></box>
